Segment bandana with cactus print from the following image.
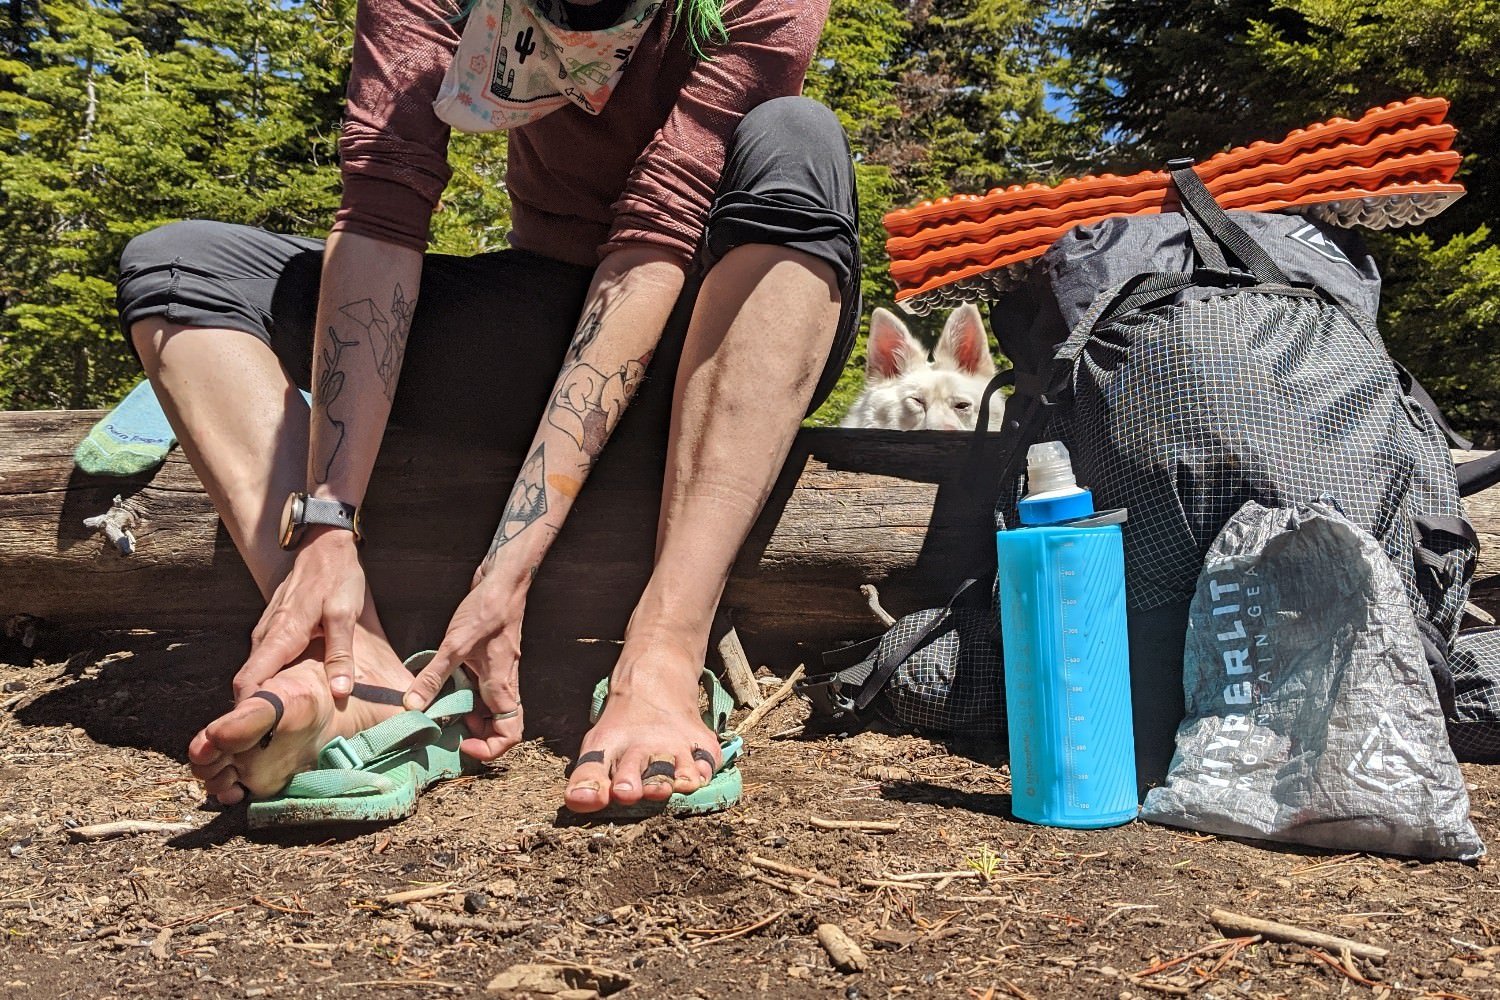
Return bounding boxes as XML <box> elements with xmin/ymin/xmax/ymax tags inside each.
<box><xmin>434</xmin><ymin>0</ymin><xmax>664</xmax><ymax>132</ymax></box>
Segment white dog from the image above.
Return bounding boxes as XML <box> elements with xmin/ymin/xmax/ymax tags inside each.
<box><xmin>841</xmin><ymin>303</ymin><xmax>1002</xmax><ymax>431</ymax></box>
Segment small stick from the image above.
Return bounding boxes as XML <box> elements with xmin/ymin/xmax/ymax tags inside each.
<box><xmin>66</xmin><ymin>820</ymin><xmax>196</xmax><ymax>841</ymax></box>
<box><xmin>685</xmin><ymin>908</ymin><xmax>788</xmax><ymax>945</ymax></box>
<box><xmin>407</xmin><ymin>903</ymin><xmax>527</xmax><ymax>937</ymax></box>
<box><xmin>816</xmin><ymin>923</ymin><xmax>868</xmax><ymax>972</ymax></box>
<box><xmin>736</xmin><ymin>664</ymin><xmax>805</xmax><ymax>737</ymax></box>
<box><xmin>810</xmin><ymin>816</ymin><xmax>903</xmax><ymax>833</ymax></box>
<box><xmin>1308</xmin><ymin>948</ymin><xmax>1384</xmax><ymax>988</ymax></box>
<box><xmin>1127</xmin><ymin>979</ymin><xmax>1191</xmax><ymax>997</ymax></box>
<box><xmin>1210</xmin><ymin>908</ymin><xmax>1389</xmax><ymax>961</ymax></box>
<box><xmin>749</xmin><ymin>854</ymin><xmax>840</xmax><ymax>887</ymax></box>
<box><xmin>339</xmin><ymin>980</ymin><xmax>467</xmax><ymax>991</ymax></box>
<box><xmin>999</xmin><ymin>979</ymin><xmax>1038</xmax><ymax>1000</ymax></box>
<box><xmin>881</xmin><ymin>870</ymin><xmax>983</xmax><ymax>882</ymax></box>
<box><xmin>860</xmin><ymin>584</ymin><xmax>897</xmax><ymax>627</ymax></box>
<box><xmin>715</xmin><ymin>621</ymin><xmax>763</xmax><ymax>709</ymax></box>
<box><xmin>380</xmin><ymin>885</ymin><xmax>457</xmax><ymax>906</ymax></box>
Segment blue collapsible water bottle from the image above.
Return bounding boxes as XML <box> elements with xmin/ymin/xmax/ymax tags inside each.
<box><xmin>996</xmin><ymin>441</ymin><xmax>1137</xmax><ymax>828</ymax></box>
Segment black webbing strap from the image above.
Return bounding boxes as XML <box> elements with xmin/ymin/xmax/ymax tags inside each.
<box><xmin>800</xmin><ymin>576</ymin><xmax>987</xmax><ymax>724</ymax></box>
<box><xmin>1414</xmin><ymin>514</ymin><xmax>1480</xmax><ymax>587</ymax></box>
<box><xmin>1457</xmin><ymin>451</ymin><xmax>1500</xmax><ymax>497</ymax></box>
<box><xmin>1168</xmin><ymin>159</ymin><xmax>1290</xmax><ymax>286</ymax></box>
<box><xmin>1396</xmin><ymin>362</ymin><xmax>1473</xmax><ymax>450</ymax></box>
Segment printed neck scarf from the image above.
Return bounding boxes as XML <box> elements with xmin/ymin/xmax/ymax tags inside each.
<box><xmin>434</xmin><ymin>0</ymin><xmax>665</xmax><ymax>132</ymax></box>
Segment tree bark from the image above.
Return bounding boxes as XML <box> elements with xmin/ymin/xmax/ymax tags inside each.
<box><xmin>4</xmin><ymin>412</ymin><xmax>1498</xmax><ymax>663</ymax></box>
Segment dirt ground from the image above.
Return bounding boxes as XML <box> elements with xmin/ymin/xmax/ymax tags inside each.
<box><xmin>1</xmin><ymin>629</ymin><xmax>1498</xmax><ymax>1000</ymax></box>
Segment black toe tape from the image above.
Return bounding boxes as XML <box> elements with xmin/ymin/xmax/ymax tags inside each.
<box><xmin>248</xmin><ymin>690</ymin><xmax>285</xmax><ymax>749</ymax></box>
<box><xmin>691</xmin><ymin>747</ymin><xmax>716</xmax><ymax>767</ymax></box>
<box><xmin>641</xmin><ymin>759</ymin><xmax>678</xmax><ymax>781</ymax></box>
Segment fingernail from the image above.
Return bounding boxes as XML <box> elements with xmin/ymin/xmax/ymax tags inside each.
<box><xmin>332</xmin><ymin>677</ymin><xmax>352</xmax><ymax>695</ymax></box>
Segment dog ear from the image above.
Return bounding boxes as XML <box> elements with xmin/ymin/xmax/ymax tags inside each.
<box><xmin>934</xmin><ymin>303</ymin><xmax>996</xmax><ymax>377</ymax></box>
<box><xmin>866</xmin><ymin>308</ymin><xmax>925</xmax><ymax>380</ymax></box>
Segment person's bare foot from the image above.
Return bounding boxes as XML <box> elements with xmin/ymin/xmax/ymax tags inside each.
<box><xmin>563</xmin><ymin>627</ymin><xmax>721</xmax><ymax>813</ymax></box>
<box><xmin>188</xmin><ymin>625</ymin><xmax>415</xmax><ymax>804</ymax></box>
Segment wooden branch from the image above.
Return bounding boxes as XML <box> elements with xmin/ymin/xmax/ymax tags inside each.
<box><xmin>715</xmin><ymin>620</ymin><xmax>762</xmax><ymax>709</ymax></box>
<box><xmin>1209</xmin><ymin>908</ymin><xmax>1389</xmax><ymax>961</ymax></box>
<box><xmin>66</xmin><ymin>820</ymin><xmax>196</xmax><ymax>841</ymax></box>
<box><xmin>736</xmin><ymin>664</ymin><xmax>805</xmax><ymax>737</ymax></box>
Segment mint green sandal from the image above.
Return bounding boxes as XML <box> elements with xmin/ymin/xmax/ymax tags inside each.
<box><xmin>246</xmin><ymin>652</ymin><xmax>473</xmax><ymax>829</ymax></box>
<box><xmin>579</xmin><ymin>668</ymin><xmax>743</xmax><ymax>819</ymax></box>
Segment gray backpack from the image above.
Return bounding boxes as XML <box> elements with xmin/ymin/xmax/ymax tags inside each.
<box><xmin>806</xmin><ymin>163</ymin><xmax>1500</xmax><ymax>782</ymax></box>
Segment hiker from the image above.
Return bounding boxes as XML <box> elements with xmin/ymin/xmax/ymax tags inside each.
<box><xmin>114</xmin><ymin>0</ymin><xmax>859</xmax><ymax>816</ymax></box>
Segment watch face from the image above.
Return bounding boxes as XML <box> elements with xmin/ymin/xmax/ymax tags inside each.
<box><xmin>279</xmin><ymin>492</ymin><xmax>305</xmax><ymax>550</ymax></box>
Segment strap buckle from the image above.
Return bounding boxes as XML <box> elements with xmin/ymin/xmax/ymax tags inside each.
<box><xmin>319</xmin><ymin>735</ymin><xmax>365</xmax><ymax>771</ymax></box>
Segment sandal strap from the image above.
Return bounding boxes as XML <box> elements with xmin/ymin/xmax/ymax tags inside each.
<box><xmin>590</xmin><ymin>667</ymin><xmax>735</xmax><ymax>738</ymax></box>
<box><xmin>279</xmin><ymin>762</ymin><xmax>412</xmax><ymax>799</ymax></box>
<box><xmin>316</xmin><ymin>686</ymin><xmax>474</xmax><ymax>771</ymax></box>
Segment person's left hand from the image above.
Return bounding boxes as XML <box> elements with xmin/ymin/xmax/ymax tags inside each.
<box><xmin>404</xmin><ymin>567</ymin><xmax>528</xmax><ymax>760</ymax></box>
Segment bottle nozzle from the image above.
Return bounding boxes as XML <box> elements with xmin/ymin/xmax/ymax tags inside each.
<box><xmin>1026</xmin><ymin>441</ymin><xmax>1078</xmax><ymax>496</ymax></box>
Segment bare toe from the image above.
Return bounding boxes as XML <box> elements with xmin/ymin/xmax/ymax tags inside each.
<box><xmin>204</xmin><ymin>766</ymin><xmax>243</xmax><ymax>803</ymax></box>
<box><xmin>610</xmin><ymin>750</ymin><xmax>648</xmax><ymax>805</ymax></box>
<box><xmin>564</xmin><ymin>749</ymin><xmax>612</xmax><ymax>813</ymax></box>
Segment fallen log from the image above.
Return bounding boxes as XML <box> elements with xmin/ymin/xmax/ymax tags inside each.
<box><xmin>3</xmin><ymin>412</ymin><xmax>1498</xmax><ymax>664</ymax></box>
<box><xmin>0</xmin><ymin>410</ymin><xmax>996</xmax><ymax>660</ymax></box>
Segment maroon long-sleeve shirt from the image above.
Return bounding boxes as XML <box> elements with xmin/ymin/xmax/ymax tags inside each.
<box><xmin>332</xmin><ymin>0</ymin><xmax>829</xmax><ymax>267</ymax></box>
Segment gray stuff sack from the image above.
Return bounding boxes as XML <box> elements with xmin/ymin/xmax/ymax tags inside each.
<box><xmin>1141</xmin><ymin>500</ymin><xmax>1484</xmax><ymax>860</ymax></box>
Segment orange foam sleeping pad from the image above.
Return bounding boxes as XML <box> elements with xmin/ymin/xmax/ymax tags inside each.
<box><xmin>883</xmin><ymin>98</ymin><xmax>1465</xmax><ymax>312</ymax></box>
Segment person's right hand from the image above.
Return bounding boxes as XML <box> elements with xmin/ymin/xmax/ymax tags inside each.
<box><xmin>233</xmin><ymin>527</ymin><xmax>366</xmax><ymax>702</ymax></box>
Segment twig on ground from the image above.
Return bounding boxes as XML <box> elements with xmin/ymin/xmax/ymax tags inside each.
<box><xmin>407</xmin><ymin>902</ymin><xmax>527</xmax><ymax>937</ymax></box>
<box><xmin>1306</xmin><ymin>947</ymin><xmax>1385</xmax><ymax>988</ymax></box>
<box><xmin>736</xmin><ymin>664</ymin><xmax>805</xmax><ymax>737</ymax></box>
<box><xmin>860</xmin><ymin>584</ymin><xmax>897</xmax><ymax>627</ymax></box>
<box><xmin>715</xmin><ymin>622</ymin><xmax>763</xmax><ymax>708</ymax></box>
<box><xmin>379</xmin><ymin>885</ymin><xmax>457</xmax><ymax>906</ymax></box>
<box><xmin>1128</xmin><ymin>978</ymin><xmax>1192</xmax><ymax>996</ymax></box>
<box><xmin>750</xmin><ymin>854</ymin><xmax>840</xmax><ymax>887</ymax></box>
<box><xmin>66</xmin><ymin>820</ymin><xmax>196</xmax><ymax>841</ymax></box>
<box><xmin>999</xmin><ymin>978</ymin><xmax>1038</xmax><ymax>1000</ymax></box>
<box><xmin>1210</xmin><ymin>908</ymin><xmax>1389</xmax><ymax>961</ymax></box>
<box><xmin>816</xmin><ymin>923</ymin><xmax>868</xmax><ymax>972</ymax></box>
<box><xmin>684</xmin><ymin>908</ymin><xmax>788</xmax><ymax>945</ymax></box>
<box><xmin>810</xmin><ymin>816</ymin><xmax>902</xmax><ymax>833</ymax></box>
<box><xmin>880</xmin><ymin>870</ymin><xmax>984</xmax><ymax>883</ymax></box>
<box><xmin>339</xmin><ymin>980</ymin><xmax>466</xmax><ymax>991</ymax></box>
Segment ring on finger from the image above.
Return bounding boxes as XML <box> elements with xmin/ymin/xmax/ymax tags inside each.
<box><xmin>488</xmin><ymin>705</ymin><xmax>521</xmax><ymax>721</ymax></box>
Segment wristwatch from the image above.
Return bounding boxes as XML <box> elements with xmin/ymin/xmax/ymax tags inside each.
<box><xmin>279</xmin><ymin>491</ymin><xmax>364</xmax><ymax>550</ymax></box>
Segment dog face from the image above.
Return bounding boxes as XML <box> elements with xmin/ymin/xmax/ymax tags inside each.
<box><xmin>841</xmin><ymin>304</ymin><xmax>1001</xmax><ymax>431</ymax></box>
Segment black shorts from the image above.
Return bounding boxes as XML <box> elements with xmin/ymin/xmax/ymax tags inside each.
<box><xmin>116</xmin><ymin>97</ymin><xmax>862</xmax><ymax>450</ymax></box>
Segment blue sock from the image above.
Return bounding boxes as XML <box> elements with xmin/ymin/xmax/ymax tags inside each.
<box><xmin>75</xmin><ymin>379</ymin><xmax>177</xmax><ymax>476</ymax></box>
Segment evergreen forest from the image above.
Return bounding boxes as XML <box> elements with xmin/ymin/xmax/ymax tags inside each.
<box><xmin>2</xmin><ymin>0</ymin><xmax>1497</xmax><ymax>437</ymax></box>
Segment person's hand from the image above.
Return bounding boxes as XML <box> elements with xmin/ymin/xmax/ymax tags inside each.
<box><xmin>233</xmin><ymin>528</ymin><xmax>366</xmax><ymax>702</ymax></box>
<box><xmin>404</xmin><ymin>566</ymin><xmax>528</xmax><ymax>761</ymax></box>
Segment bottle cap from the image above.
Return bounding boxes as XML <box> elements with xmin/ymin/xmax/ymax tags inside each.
<box><xmin>1017</xmin><ymin>441</ymin><xmax>1094</xmax><ymax>525</ymax></box>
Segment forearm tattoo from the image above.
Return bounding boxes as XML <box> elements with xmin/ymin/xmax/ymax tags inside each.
<box><xmin>546</xmin><ymin>351</ymin><xmax>653</xmax><ymax>461</ymax></box>
<box><xmin>311</xmin><ymin>286</ymin><xmax>413</xmax><ymax>483</ymax></box>
<box><xmin>485</xmin><ymin>443</ymin><xmax>549</xmax><ymax>564</ymax></box>
<box><xmin>312</xmin><ymin>327</ymin><xmax>358</xmax><ymax>484</ymax></box>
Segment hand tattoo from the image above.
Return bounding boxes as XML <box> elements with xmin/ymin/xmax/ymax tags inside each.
<box><xmin>546</xmin><ymin>352</ymin><xmax>652</xmax><ymax>461</ymax></box>
<box><xmin>312</xmin><ymin>327</ymin><xmax>359</xmax><ymax>484</ymax></box>
<box><xmin>485</xmin><ymin>443</ymin><xmax>549</xmax><ymax>565</ymax></box>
